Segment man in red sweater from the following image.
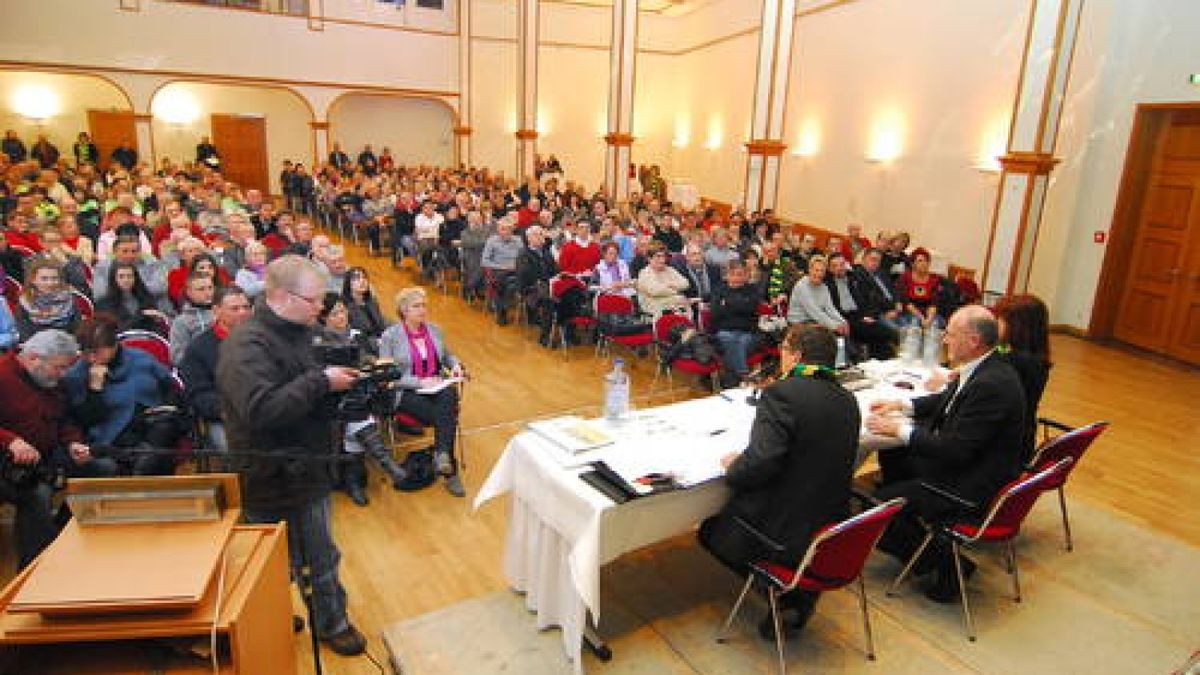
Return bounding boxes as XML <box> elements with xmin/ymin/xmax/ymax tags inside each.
<box><xmin>557</xmin><ymin>221</ymin><xmax>601</xmax><ymax>278</ymax></box>
<box><xmin>0</xmin><ymin>330</ymin><xmax>107</xmax><ymax>568</ymax></box>
<box><xmin>4</xmin><ymin>211</ymin><xmax>42</xmax><ymax>252</ymax></box>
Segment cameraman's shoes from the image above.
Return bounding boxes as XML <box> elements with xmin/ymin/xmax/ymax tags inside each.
<box><xmin>323</xmin><ymin>624</ymin><xmax>367</xmax><ymax>656</ymax></box>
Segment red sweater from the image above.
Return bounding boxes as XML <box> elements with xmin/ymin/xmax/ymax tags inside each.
<box><xmin>0</xmin><ymin>353</ymin><xmax>84</xmax><ymax>454</ymax></box>
<box><xmin>4</xmin><ymin>230</ymin><xmax>43</xmax><ymax>253</ymax></box>
<box><xmin>557</xmin><ymin>240</ymin><xmax>601</xmax><ymax>275</ymax></box>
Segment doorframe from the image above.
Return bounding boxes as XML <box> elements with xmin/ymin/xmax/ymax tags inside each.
<box><xmin>1089</xmin><ymin>102</ymin><xmax>1200</xmax><ymax>338</ymax></box>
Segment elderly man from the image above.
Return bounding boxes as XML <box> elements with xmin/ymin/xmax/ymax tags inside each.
<box><xmin>825</xmin><ymin>251</ymin><xmax>898</xmax><ymax>359</ymax></box>
<box><xmin>866</xmin><ymin>305</ymin><xmax>1027</xmax><ymax>602</ymax></box>
<box><xmin>482</xmin><ymin>218</ymin><xmax>524</xmax><ymax>325</ymax></box>
<box><xmin>0</xmin><ymin>330</ymin><xmax>114</xmax><ymax>568</ymax></box>
<box><xmin>674</xmin><ymin>242</ymin><xmax>724</xmax><ymax>305</ymax></box>
<box><xmin>217</xmin><ymin>255</ymin><xmax>366</xmax><ymax>656</ymax></box>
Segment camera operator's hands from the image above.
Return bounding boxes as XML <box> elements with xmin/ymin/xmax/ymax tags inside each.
<box><xmin>449</xmin><ymin>364</ymin><xmax>466</xmax><ymax>380</ymax></box>
<box><xmin>324</xmin><ymin>366</ymin><xmax>361</xmax><ymax>393</ymax></box>
<box><xmin>7</xmin><ymin>438</ymin><xmax>41</xmax><ymax>465</ymax></box>
<box><xmin>68</xmin><ymin>442</ymin><xmax>93</xmax><ymax>465</ymax></box>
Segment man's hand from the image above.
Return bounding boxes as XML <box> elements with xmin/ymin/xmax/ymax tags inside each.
<box><xmin>720</xmin><ymin>451</ymin><xmax>740</xmax><ymax>471</ymax></box>
<box><xmin>869</xmin><ymin>399</ymin><xmax>906</xmax><ymax>415</ymax></box>
<box><xmin>324</xmin><ymin>366</ymin><xmax>360</xmax><ymax>393</ymax></box>
<box><xmin>7</xmin><ymin>439</ymin><xmax>40</xmax><ymax>465</ymax></box>
<box><xmin>88</xmin><ymin>363</ymin><xmax>109</xmax><ymax>391</ymax></box>
<box><xmin>68</xmin><ymin>442</ymin><xmax>93</xmax><ymax>465</ymax></box>
<box><xmin>866</xmin><ymin>414</ymin><xmax>901</xmax><ymax>437</ymax></box>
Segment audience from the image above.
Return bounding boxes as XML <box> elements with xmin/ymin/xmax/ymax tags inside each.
<box><xmin>15</xmin><ymin>257</ymin><xmax>81</xmax><ymax>340</ymax></box>
<box><xmin>635</xmin><ymin>243</ymin><xmax>689</xmax><ymax>318</ymax></box>
<box><xmin>895</xmin><ymin>247</ymin><xmax>944</xmax><ymax>329</ymax></box>
<box><xmin>786</xmin><ymin>254</ymin><xmax>848</xmax><ymax>337</ymax></box>
<box><xmin>179</xmin><ymin>285</ymin><xmax>253</xmax><ymax>452</ymax></box>
<box><xmin>94</xmin><ymin>261</ymin><xmax>173</xmax><ymax>334</ymax></box>
<box><xmin>168</xmin><ymin>272</ymin><xmax>216</xmax><ymax>364</ymax></box>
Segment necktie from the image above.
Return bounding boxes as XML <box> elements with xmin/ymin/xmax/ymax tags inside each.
<box><xmin>931</xmin><ymin>377</ymin><xmax>960</xmax><ymax>430</ymax></box>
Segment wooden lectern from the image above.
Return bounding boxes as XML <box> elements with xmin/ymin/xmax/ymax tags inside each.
<box><xmin>0</xmin><ymin>474</ymin><xmax>297</xmax><ymax>674</ymax></box>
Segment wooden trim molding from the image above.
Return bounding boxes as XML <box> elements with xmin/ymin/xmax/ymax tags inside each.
<box><xmin>999</xmin><ymin>151</ymin><xmax>1060</xmax><ymax>175</ymax></box>
<box><xmin>453</xmin><ymin>126</ymin><xmax>473</xmax><ymax>136</ymax></box>
<box><xmin>515</xmin><ymin>129</ymin><xmax>539</xmax><ymax>140</ymax></box>
<box><xmin>119</xmin><ymin>0</ymin><xmax>141</xmax><ymax>11</ymax></box>
<box><xmin>603</xmin><ymin>132</ymin><xmax>635</xmax><ymax>147</ymax></box>
<box><xmin>309</xmin><ymin>121</ymin><xmax>330</xmax><ymax>130</ymax></box>
<box><xmin>745</xmin><ymin>139</ymin><xmax>788</xmax><ymax>156</ymax></box>
<box><xmin>132</xmin><ymin>113</ymin><xmax>153</xmax><ymax>122</ymax></box>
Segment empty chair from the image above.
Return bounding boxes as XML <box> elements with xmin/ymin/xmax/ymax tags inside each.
<box><xmin>1030</xmin><ymin>419</ymin><xmax>1109</xmax><ymax>550</ymax></box>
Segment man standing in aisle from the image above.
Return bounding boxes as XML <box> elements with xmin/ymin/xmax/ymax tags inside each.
<box><xmin>216</xmin><ymin>255</ymin><xmax>367</xmax><ymax>656</ymax></box>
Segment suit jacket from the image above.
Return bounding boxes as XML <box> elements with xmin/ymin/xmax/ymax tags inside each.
<box><xmin>722</xmin><ymin>375</ymin><xmax>860</xmax><ymax>563</ymax></box>
<box><xmin>672</xmin><ymin>260</ymin><xmax>724</xmax><ymax>302</ymax></box>
<box><xmin>908</xmin><ymin>351</ymin><xmax>1027</xmax><ymax>505</ymax></box>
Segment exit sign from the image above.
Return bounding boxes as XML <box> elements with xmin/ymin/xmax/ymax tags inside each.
<box><xmin>1191</xmin><ymin>73</ymin><xmax>1200</xmax><ymax>85</ymax></box>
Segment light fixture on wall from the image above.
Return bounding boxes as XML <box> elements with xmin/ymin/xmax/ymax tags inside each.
<box><xmin>791</xmin><ymin>118</ymin><xmax>820</xmax><ymax>158</ymax></box>
<box><xmin>865</xmin><ymin>109</ymin><xmax>905</xmax><ymax>163</ymax></box>
<box><xmin>704</xmin><ymin>117</ymin><xmax>723</xmax><ymax>151</ymax></box>
<box><xmin>11</xmin><ymin>84</ymin><xmax>60</xmax><ymax>124</ymax></box>
<box><xmin>973</xmin><ymin>117</ymin><xmax>1009</xmax><ymax>173</ymax></box>
<box><xmin>152</xmin><ymin>88</ymin><xmax>201</xmax><ymax>126</ymax></box>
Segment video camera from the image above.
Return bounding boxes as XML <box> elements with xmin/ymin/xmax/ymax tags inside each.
<box><xmin>313</xmin><ymin>342</ymin><xmax>406</xmax><ymax>422</ymax></box>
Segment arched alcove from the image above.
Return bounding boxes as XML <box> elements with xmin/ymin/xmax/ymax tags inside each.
<box><xmin>0</xmin><ymin>70</ymin><xmax>131</xmax><ymax>158</ymax></box>
<box><xmin>328</xmin><ymin>94</ymin><xmax>455</xmax><ymax>168</ymax></box>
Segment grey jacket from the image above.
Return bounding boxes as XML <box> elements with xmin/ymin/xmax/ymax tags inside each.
<box><xmin>378</xmin><ymin>322</ymin><xmax>461</xmax><ymax>390</ymax></box>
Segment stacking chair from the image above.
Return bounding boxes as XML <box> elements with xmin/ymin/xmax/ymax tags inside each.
<box><xmin>385</xmin><ymin>379</ymin><xmax>468</xmax><ymax>471</ymax></box>
<box><xmin>2</xmin><ymin>275</ymin><xmax>20</xmax><ymax>313</ymax></box>
<box><xmin>594</xmin><ymin>293</ymin><xmax>653</xmax><ymax>358</ymax></box>
<box><xmin>547</xmin><ymin>275</ymin><xmax>596</xmax><ymax>355</ymax></box>
<box><xmin>887</xmin><ymin>457</ymin><xmax>1074</xmax><ymax>641</ymax></box>
<box><xmin>71</xmin><ymin>289</ymin><xmax>95</xmax><ymax>320</ymax></box>
<box><xmin>1029</xmin><ymin>419</ymin><xmax>1109</xmax><ymax>550</ymax></box>
<box><xmin>716</xmin><ymin>498</ymin><xmax>907</xmax><ymax>673</ymax></box>
<box><xmin>117</xmin><ymin>329</ymin><xmax>172</xmax><ymax>368</ymax></box>
<box><xmin>653</xmin><ymin>312</ymin><xmax>720</xmax><ymax>392</ymax></box>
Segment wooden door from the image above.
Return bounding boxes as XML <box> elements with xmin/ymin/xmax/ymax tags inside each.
<box><xmin>87</xmin><ymin>110</ymin><xmax>136</xmax><ymax>171</ymax></box>
<box><xmin>210</xmin><ymin>113</ymin><xmax>269</xmax><ymax>195</ymax></box>
<box><xmin>1112</xmin><ymin>109</ymin><xmax>1200</xmax><ymax>363</ymax></box>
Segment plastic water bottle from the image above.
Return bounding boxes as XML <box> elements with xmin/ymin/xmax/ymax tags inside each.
<box><xmin>835</xmin><ymin>336</ymin><xmax>849</xmax><ymax>369</ymax></box>
<box><xmin>604</xmin><ymin>358</ymin><xmax>630</xmax><ymax>422</ymax></box>
<box><xmin>900</xmin><ymin>327</ymin><xmax>921</xmax><ymax>364</ymax></box>
<box><xmin>922</xmin><ymin>326</ymin><xmax>943</xmax><ymax>368</ymax></box>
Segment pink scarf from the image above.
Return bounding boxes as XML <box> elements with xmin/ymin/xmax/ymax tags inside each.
<box><xmin>403</xmin><ymin>323</ymin><xmax>439</xmax><ymax>378</ymax></box>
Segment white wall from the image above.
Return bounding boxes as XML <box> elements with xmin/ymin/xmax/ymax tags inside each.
<box><xmin>0</xmin><ymin>71</ymin><xmax>130</xmax><ymax>154</ymax></box>
<box><xmin>328</xmin><ymin>94</ymin><xmax>455</xmax><ymax>167</ymax></box>
<box><xmin>1031</xmin><ymin>0</ymin><xmax>1200</xmax><ymax>328</ymax></box>
<box><xmin>469</xmin><ymin>0</ymin><xmax>517</xmax><ymax>177</ymax></box>
<box><xmin>150</xmin><ymin>82</ymin><xmax>312</xmax><ymax>193</ymax></box>
<box><xmin>777</xmin><ymin>0</ymin><xmax>1027</xmax><ymax>271</ymax></box>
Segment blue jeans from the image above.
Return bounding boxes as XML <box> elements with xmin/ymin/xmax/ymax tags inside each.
<box><xmin>716</xmin><ymin>330</ymin><xmax>755</xmax><ymax>380</ymax></box>
<box><xmin>244</xmin><ymin>496</ymin><xmax>349</xmax><ymax>638</ymax></box>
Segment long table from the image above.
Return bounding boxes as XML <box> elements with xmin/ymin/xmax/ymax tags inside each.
<box><xmin>473</xmin><ymin>364</ymin><xmax>928</xmax><ymax>667</ymax></box>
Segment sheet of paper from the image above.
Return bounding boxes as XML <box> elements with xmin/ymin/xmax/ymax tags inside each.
<box><xmin>416</xmin><ymin>376</ymin><xmax>463</xmax><ymax>395</ymax></box>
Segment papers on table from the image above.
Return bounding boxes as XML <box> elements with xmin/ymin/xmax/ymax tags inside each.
<box><xmin>527</xmin><ymin>416</ymin><xmax>615</xmax><ymax>454</ymax></box>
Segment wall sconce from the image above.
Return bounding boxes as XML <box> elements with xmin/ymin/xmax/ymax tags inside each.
<box><xmin>152</xmin><ymin>89</ymin><xmax>201</xmax><ymax>126</ymax></box>
<box><xmin>974</xmin><ymin>122</ymin><xmax>1008</xmax><ymax>173</ymax></box>
<box><xmin>12</xmin><ymin>85</ymin><xmax>60</xmax><ymax>124</ymax></box>
<box><xmin>865</xmin><ymin>110</ymin><xmax>904</xmax><ymax>163</ymax></box>
<box><xmin>792</xmin><ymin>119</ymin><xmax>820</xmax><ymax>158</ymax></box>
<box><xmin>704</xmin><ymin>117</ymin><xmax>723</xmax><ymax>150</ymax></box>
<box><xmin>671</xmin><ymin>135</ymin><xmax>690</xmax><ymax>149</ymax></box>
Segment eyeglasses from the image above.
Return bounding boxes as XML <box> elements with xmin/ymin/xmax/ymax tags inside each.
<box><xmin>288</xmin><ymin>290</ymin><xmax>322</xmax><ymax>306</ymax></box>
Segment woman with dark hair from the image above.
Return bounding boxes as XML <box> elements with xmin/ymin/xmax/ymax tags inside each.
<box><xmin>96</xmin><ymin>261</ymin><xmax>173</xmax><ymax>334</ymax></box>
<box><xmin>894</xmin><ymin>247</ymin><xmax>943</xmax><ymax>329</ymax></box>
<box><xmin>341</xmin><ymin>266</ymin><xmax>386</xmax><ymax>338</ymax></box>
<box><xmin>994</xmin><ymin>293</ymin><xmax>1052</xmax><ymax>460</ymax></box>
<box><xmin>63</xmin><ymin>315</ymin><xmax>183</xmax><ymax>476</ymax></box>
<box><xmin>15</xmin><ymin>257</ymin><xmax>81</xmax><ymax>340</ymax></box>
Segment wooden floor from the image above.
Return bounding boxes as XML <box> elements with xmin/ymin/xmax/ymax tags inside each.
<box><xmin>5</xmin><ymin>231</ymin><xmax>1198</xmax><ymax>674</ymax></box>
<box><xmin>308</xmin><ymin>238</ymin><xmax>1200</xmax><ymax>673</ymax></box>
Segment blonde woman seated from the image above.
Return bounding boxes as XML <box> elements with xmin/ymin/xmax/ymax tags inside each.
<box><xmin>379</xmin><ymin>288</ymin><xmax>467</xmax><ymax>497</ymax></box>
<box><xmin>635</xmin><ymin>242</ymin><xmax>691</xmax><ymax>318</ymax></box>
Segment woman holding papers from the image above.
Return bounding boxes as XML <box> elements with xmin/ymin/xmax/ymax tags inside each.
<box><xmin>698</xmin><ymin>324</ymin><xmax>860</xmax><ymax>640</ymax></box>
<box><xmin>380</xmin><ymin>287</ymin><xmax>467</xmax><ymax>497</ymax></box>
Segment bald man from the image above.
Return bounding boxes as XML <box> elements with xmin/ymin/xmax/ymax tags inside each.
<box><xmin>866</xmin><ymin>305</ymin><xmax>1027</xmax><ymax>603</ymax></box>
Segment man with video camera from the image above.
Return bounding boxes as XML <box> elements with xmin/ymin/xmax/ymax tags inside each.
<box><xmin>216</xmin><ymin>255</ymin><xmax>367</xmax><ymax>657</ymax></box>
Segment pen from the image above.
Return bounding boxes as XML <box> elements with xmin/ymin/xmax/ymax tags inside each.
<box><xmin>718</xmin><ymin>392</ymin><xmax>733</xmax><ymax>402</ymax></box>
<box><xmin>710</xmin><ymin>429</ymin><xmax>727</xmax><ymax>436</ymax></box>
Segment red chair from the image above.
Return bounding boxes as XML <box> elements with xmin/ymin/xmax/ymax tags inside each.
<box><xmin>118</xmin><ymin>329</ymin><xmax>172</xmax><ymax>368</ymax></box>
<box><xmin>8</xmin><ymin>244</ymin><xmax>35</xmax><ymax>258</ymax></box>
<box><xmin>388</xmin><ymin>382</ymin><xmax>468</xmax><ymax>470</ymax></box>
<box><xmin>716</xmin><ymin>498</ymin><xmax>907</xmax><ymax>672</ymax></box>
<box><xmin>594</xmin><ymin>293</ymin><xmax>654</xmax><ymax>358</ymax></box>
<box><xmin>548</xmin><ymin>275</ymin><xmax>596</xmax><ymax>354</ymax></box>
<box><xmin>653</xmin><ymin>312</ymin><xmax>720</xmax><ymax>392</ymax></box>
<box><xmin>1029</xmin><ymin>419</ymin><xmax>1109</xmax><ymax>551</ymax></box>
<box><xmin>887</xmin><ymin>457</ymin><xmax>1074</xmax><ymax>641</ymax></box>
<box><xmin>2</xmin><ymin>276</ymin><xmax>20</xmax><ymax>314</ymax></box>
<box><xmin>71</xmin><ymin>289</ymin><xmax>94</xmax><ymax>320</ymax></box>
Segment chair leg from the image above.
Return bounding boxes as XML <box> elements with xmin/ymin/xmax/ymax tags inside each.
<box><xmin>1058</xmin><ymin>487</ymin><xmax>1073</xmax><ymax>552</ymax></box>
<box><xmin>953</xmin><ymin>542</ymin><xmax>976</xmax><ymax>641</ymax></box>
<box><xmin>768</xmin><ymin>588</ymin><xmax>787</xmax><ymax>675</ymax></box>
<box><xmin>857</xmin><ymin>574</ymin><xmax>876</xmax><ymax>661</ymax></box>
<box><xmin>716</xmin><ymin>574</ymin><xmax>755</xmax><ymax>643</ymax></box>
<box><xmin>1008</xmin><ymin>540</ymin><xmax>1022</xmax><ymax>603</ymax></box>
<box><xmin>888</xmin><ymin>531</ymin><xmax>934</xmax><ymax>596</ymax></box>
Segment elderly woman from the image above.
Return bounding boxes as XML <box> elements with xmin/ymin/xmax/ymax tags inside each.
<box><xmin>593</xmin><ymin>241</ymin><xmax>635</xmax><ymax>297</ymax></box>
<box><xmin>379</xmin><ymin>288</ymin><xmax>466</xmax><ymax>497</ymax></box>
<box><xmin>635</xmin><ymin>243</ymin><xmax>690</xmax><ymax>318</ymax></box>
<box><xmin>64</xmin><ymin>315</ymin><xmax>183</xmax><ymax>476</ymax></box>
<box><xmin>15</xmin><ymin>257</ymin><xmax>81</xmax><ymax>340</ymax></box>
<box><xmin>234</xmin><ymin>241</ymin><xmax>269</xmax><ymax>298</ymax></box>
<box><xmin>894</xmin><ymin>247</ymin><xmax>943</xmax><ymax>329</ymax></box>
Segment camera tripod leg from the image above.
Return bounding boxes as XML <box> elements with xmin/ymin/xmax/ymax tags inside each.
<box><xmin>292</xmin><ymin>517</ymin><xmax>325</xmax><ymax>675</ymax></box>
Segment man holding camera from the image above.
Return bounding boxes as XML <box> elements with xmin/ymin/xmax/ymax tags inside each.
<box><xmin>216</xmin><ymin>255</ymin><xmax>367</xmax><ymax>656</ymax></box>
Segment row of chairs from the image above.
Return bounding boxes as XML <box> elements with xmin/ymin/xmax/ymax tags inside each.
<box><xmin>717</xmin><ymin>418</ymin><xmax>1108</xmax><ymax>672</ymax></box>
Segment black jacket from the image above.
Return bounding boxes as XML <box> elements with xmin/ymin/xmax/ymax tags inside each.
<box><xmin>216</xmin><ymin>303</ymin><xmax>334</xmax><ymax>510</ymax></box>
<box><xmin>998</xmin><ymin>349</ymin><xmax>1050</xmax><ymax>462</ymax></box>
<box><xmin>709</xmin><ymin>283</ymin><xmax>760</xmax><ymax>333</ymax></box>
<box><xmin>673</xmin><ymin>261</ymin><xmax>724</xmax><ymax>303</ymax></box>
<box><xmin>852</xmin><ymin>264</ymin><xmax>897</xmax><ymax>314</ymax></box>
<box><xmin>721</xmin><ymin>375</ymin><xmax>860</xmax><ymax>564</ymax></box>
<box><xmin>179</xmin><ymin>326</ymin><xmax>222</xmax><ymax>422</ymax></box>
<box><xmin>346</xmin><ymin>295</ymin><xmax>386</xmax><ymax>338</ymax></box>
<box><xmin>517</xmin><ymin>243</ymin><xmax>557</xmax><ymax>293</ymax></box>
<box><xmin>908</xmin><ymin>352</ymin><xmax>1027</xmax><ymax>505</ymax></box>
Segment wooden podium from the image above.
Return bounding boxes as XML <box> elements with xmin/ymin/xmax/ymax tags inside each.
<box><xmin>0</xmin><ymin>475</ymin><xmax>297</xmax><ymax>674</ymax></box>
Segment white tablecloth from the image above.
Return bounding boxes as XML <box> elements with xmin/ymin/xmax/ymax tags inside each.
<box><xmin>473</xmin><ymin>365</ymin><xmax>929</xmax><ymax>665</ymax></box>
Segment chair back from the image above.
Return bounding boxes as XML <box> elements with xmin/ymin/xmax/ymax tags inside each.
<box><xmin>788</xmin><ymin>498</ymin><xmax>907</xmax><ymax>592</ymax></box>
<box><xmin>2</xmin><ymin>276</ymin><xmax>20</xmax><ymax>312</ymax></box>
<box><xmin>8</xmin><ymin>244</ymin><xmax>35</xmax><ymax>258</ymax></box>
<box><xmin>550</xmin><ymin>274</ymin><xmax>585</xmax><ymax>300</ymax></box>
<box><xmin>965</xmin><ymin>458</ymin><xmax>1073</xmax><ymax>543</ymax></box>
<box><xmin>653</xmin><ymin>312</ymin><xmax>693</xmax><ymax>343</ymax></box>
<box><xmin>71</xmin><ymin>289</ymin><xmax>94</xmax><ymax>319</ymax></box>
<box><xmin>1029</xmin><ymin>421</ymin><xmax>1107</xmax><ymax>490</ymax></box>
<box><xmin>118</xmin><ymin>329</ymin><xmax>172</xmax><ymax>368</ymax></box>
<box><xmin>595</xmin><ymin>292</ymin><xmax>635</xmax><ymax>316</ymax></box>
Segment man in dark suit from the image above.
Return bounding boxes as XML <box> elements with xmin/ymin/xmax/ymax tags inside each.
<box><xmin>866</xmin><ymin>305</ymin><xmax>1026</xmax><ymax>602</ymax></box>
<box><xmin>673</xmin><ymin>242</ymin><xmax>724</xmax><ymax>304</ymax></box>
<box><xmin>699</xmin><ymin>324</ymin><xmax>860</xmax><ymax>639</ymax></box>
<box><xmin>825</xmin><ymin>251</ymin><xmax>898</xmax><ymax>359</ymax></box>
